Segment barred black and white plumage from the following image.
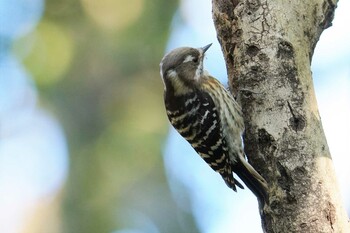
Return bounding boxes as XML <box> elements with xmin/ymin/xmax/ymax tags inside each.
<box><xmin>160</xmin><ymin>44</ymin><xmax>268</xmax><ymax>201</ymax></box>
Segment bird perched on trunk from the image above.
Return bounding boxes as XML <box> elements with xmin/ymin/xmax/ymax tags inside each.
<box><xmin>159</xmin><ymin>44</ymin><xmax>268</xmax><ymax>202</ymax></box>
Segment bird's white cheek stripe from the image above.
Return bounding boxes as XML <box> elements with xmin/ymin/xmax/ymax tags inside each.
<box><xmin>168</xmin><ymin>69</ymin><xmax>177</xmax><ymax>78</ymax></box>
<box><xmin>183</xmin><ymin>55</ymin><xmax>195</xmax><ymax>63</ymax></box>
<box><xmin>194</xmin><ymin>61</ymin><xmax>203</xmax><ymax>81</ymax></box>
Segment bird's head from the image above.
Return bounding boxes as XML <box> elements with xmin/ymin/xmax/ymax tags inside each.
<box><xmin>160</xmin><ymin>44</ymin><xmax>212</xmax><ymax>95</ymax></box>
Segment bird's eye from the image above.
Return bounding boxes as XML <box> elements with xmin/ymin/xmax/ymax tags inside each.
<box><xmin>193</xmin><ymin>57</ymin><xmax>199</xmax><ymax>63</ymax></box>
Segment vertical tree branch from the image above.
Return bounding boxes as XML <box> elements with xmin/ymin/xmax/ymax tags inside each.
<box><xmin>212</xmin><ymin>0</ymin><xmax>350</xmax><ymax>232</ymax></box>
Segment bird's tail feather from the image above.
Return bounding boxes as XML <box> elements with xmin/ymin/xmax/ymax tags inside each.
<box><xmin>233</xmin><ymin>157</ymin><xmax>269</xmax><ymax>203</ymax></box>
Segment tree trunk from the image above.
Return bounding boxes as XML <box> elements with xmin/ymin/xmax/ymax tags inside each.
<box><xmin>212</xmin><ymin>0</ymin><xmax>350</xmax><ymax>232</ymax></box>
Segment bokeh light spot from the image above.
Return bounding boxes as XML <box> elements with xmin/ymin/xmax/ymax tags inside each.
<box><xmin>14</xmin><ymin>20</ymin><xmax>74</xmax><ymax>86</ymax></box>
<box><xmin>80</xmin><ymin>0</ymin><xmax>144</xmax><ymax>32</ymax></box>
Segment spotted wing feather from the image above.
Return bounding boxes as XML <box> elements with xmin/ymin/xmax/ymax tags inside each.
<box><xmin>165</xmin><ymin>91</ymin><xmax>244</xmax><ymax>191</ymax></box>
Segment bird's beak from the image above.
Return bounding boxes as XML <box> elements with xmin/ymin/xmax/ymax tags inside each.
<box><xmin>201</xmin><ymin>43</ymin><xmax>212</xmax><ymax>53</ymax></box>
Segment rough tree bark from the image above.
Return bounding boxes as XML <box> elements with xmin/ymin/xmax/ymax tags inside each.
<box><xmin>212</xmin><ymin>0</ymin><xmax>350</xmax><ymax>232</ymax></box>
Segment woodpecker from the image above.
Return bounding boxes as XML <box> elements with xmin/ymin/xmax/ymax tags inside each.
<box><xmin>160</xmin><ymin>44</ymin><xmax>268</xmax><ymax>201</ymax></box>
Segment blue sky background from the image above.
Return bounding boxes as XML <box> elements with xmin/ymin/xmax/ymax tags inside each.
<box><xmin>0</xmin><ymin>1</ymin><xmax>68</xmax><ymax>232</ymax></box>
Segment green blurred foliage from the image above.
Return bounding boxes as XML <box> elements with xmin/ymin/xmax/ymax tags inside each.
<box><xmin>14</xmin><ymin>0</ymin><xmax>200</xmax><ymax>232</ymax></box>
